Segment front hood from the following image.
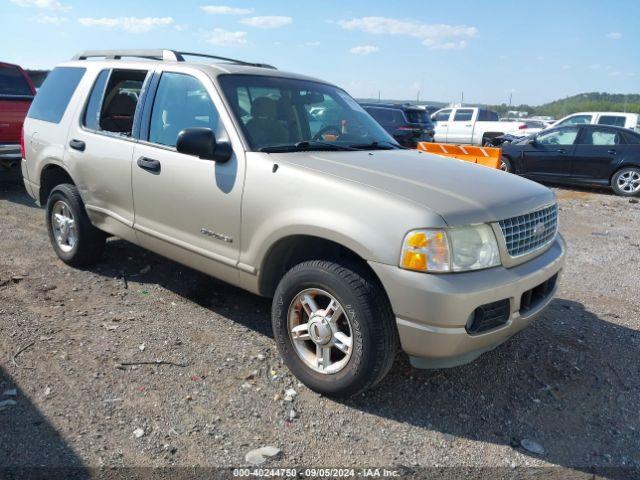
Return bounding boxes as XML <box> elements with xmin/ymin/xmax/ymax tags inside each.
<box><xmin>276</xmin><ymin>149</ymin><xmax>555</xmax><ymax>226</ymax></box>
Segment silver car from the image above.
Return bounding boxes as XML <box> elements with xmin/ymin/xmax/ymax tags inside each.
<box><xmin>21</xmin><ymin>50</ymin><xmax>565</xmax><ymax>397</ymax></box>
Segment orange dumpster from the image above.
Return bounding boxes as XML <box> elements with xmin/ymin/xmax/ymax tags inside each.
<box><xmin>416</xmin><ymin>142</ymin><xmax>502</xmax><ymax>169</ymax></box>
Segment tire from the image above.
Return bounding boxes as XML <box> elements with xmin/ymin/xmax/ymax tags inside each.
<box><xmin>611</xmin><ymin>167</ymin><xmax>640</xmax><ymax>197</ymax></box>
<box><xmin>272</xmin><ymin>260</ymin><xmax>397</xmax><ymax>397</ymax></box>
<box><xmin>46</xmin><ymin>183</ymin><xmax>106</xmax><ymax>267</ymax></box>
<box><xmin>499</xmin><ymin>157</ymin><xmax>513</xmax><ymax>173</ymax></box>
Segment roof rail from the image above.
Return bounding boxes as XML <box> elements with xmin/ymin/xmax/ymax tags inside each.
<box><xmin>71</xmin><ymin>49</ymin><xmax>277</xmax><ymax>69</ymax></box>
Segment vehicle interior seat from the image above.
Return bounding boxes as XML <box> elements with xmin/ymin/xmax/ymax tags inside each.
<box><xmin>245</xmin><ymin>97</ymin><xmax>289</xmax><ymax>147</ymax></box>
<box><xmin>100</xmin><ymin>93</ymin><xmax>137</xmax><ymax>134</ymax></box>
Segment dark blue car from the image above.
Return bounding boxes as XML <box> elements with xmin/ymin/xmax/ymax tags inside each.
<box><xmin>500</xmin><ymin>124</ymin><xmax>640</xmax><ymax>197</ymax></box>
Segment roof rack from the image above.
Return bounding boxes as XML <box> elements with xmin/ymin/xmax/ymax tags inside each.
<box><xmin>71</xmin><ymin>49</ymin><xmax>277</xmax><ymax>69</ymax></box>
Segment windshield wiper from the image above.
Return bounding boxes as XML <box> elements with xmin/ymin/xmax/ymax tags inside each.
<box><xmin>259</xmin><ymin>141</ymin><xmax>358</xmax><ymax>153</ymax></box>
<box><xmin>348</xmin><ymin>141</ymin><xmax>405</xmax><ymax>150</ymax></box>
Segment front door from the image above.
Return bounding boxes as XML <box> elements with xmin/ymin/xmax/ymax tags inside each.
<box><xmin>520</xmin><ymin>126</ymin><xmax>579</xmax><ymax>179</ymax></box>
<box><xmin>446</xmin><ymin>108</ymin><xmax>475</xmax><ymax>144</ymax></box>
<box><xmin>131</xmin><ymin>70</ymin><xmax>244</xmax><ymax>284</ymax></box>
<box><xmin>432</xmin><ymin>109</ymin><xmax>451</xmax><ymax>143</ymax></box>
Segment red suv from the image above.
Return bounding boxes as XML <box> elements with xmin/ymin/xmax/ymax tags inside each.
<box><xmin>0</xmin><ymin>61</ymin><xmax>36</xmax><ymax>168</ymax></box>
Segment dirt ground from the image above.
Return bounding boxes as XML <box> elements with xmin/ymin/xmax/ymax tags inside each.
<box><xmin>1</xmin><ymin>168</ymin><xmax>639</xmax><ymax>479</ymax></box>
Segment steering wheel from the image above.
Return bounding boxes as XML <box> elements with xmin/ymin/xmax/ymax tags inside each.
<box><xmin>313</xmin><ymin>125</ymin><xmax>342</xmax><ymax>141</ymax></box>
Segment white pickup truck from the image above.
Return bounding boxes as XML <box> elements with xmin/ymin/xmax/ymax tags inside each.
<box><xmin>431</xmin><ymin>107</ymin><xmax>527</xmax><ymax>145</ymax></box>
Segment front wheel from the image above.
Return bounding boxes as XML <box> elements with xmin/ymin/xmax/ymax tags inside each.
<box><xmin>271</xmin><ymin>260</ymin><xmax>397</xmax><ymax>397</ymax></box>
<box><xmin>499</xmin><ymin>157</ymin><xmax>513</xmax><ymax>173</ymax></box>
<box><xmin>611</xmin><ymin>167</ymin><xmax>640</xmax><ymax>197</ymax></box>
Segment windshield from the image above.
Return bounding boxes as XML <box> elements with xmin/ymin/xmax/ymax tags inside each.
<box><xmin>218</xmin><ymin>74</ymin><xmax>398</xmax><ymax>151</ymax></box>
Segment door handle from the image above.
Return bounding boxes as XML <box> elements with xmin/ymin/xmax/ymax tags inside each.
<box><xmin>69</xmin><ymin>139</ymin><xmax>86</xmax><ymax>151</ymax></box>
<box><xmin>608</xmin><ymin>149</ymin><xmax>617</xmax><ymax>155</ymax></box>
<box><xmin>137</xmin><ymin>157</ymin><xmax>161</xmax><ymax>174</ymax></box>
<box><xmin>465</xmin><ymin>124</ymin><xmax>472</xmax><ymax>127</ymax></box>
<box><xmin>556</xmin><ymin>149</ymin><xmax>567</xmax><ymax>154</ymax></box>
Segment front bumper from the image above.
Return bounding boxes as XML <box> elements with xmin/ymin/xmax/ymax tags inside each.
<box><xmin>369</xmin><ymin>235</ymin><xmax>566</xmax><ymax>368</ymax></box>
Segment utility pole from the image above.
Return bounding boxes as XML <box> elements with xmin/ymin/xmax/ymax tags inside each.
<box><xmin>461</xmin><ymin>91</ymin><xmax>464</xmax><ymax>106</ymax></box>
<box><xmin>417</xmin><ymin>90</ymin><xmax>420</xmax><ymax>104</ymax></box>
<box><xmin>377</xmin><ymin>90</ymin><xmax>380</xmax><ymax>103</ymax></box>
<box><xmin>509</xmin><ymin>92</ymin><xmax>512</xmax><ymax>108</ymax></box>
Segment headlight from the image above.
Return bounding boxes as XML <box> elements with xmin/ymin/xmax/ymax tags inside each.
<box><xmin>400</xmin><ymin>225</ymin><xmax>500</xmax><ymax>273</ymax></box>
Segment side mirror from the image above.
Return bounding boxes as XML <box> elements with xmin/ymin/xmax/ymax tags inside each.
<box><xmin>176</xmin><ymin>127</ymin><xmax>233</xmax><ymax>163</ymax></box>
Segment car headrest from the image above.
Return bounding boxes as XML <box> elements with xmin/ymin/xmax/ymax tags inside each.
<box><xmin>251</xmin><ymin>97</ymin><xmax>277</xmax><ymax>119</ymax></box>
<box><xmin>106</xmin><ymin>93</ymin><xmax>137</xmax><ymax>116</ymax></box>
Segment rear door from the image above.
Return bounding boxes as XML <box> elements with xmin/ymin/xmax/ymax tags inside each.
<box><xmin>446</xmin><ymin>108</ymin><xmax>475</xmax><ymax>144</ymax></box>
<box><xmin>520</xmin><ymin>126</ymin><xmax>579</xmax><ymax>179</ymax></box>
<box><xmin>64</xmin><ymin>67</ymin><xmax>149</xmax><ymax>238</ymax></box>
<box><xmin>432</xmin><ymin>109</ymin><xmax>451</xmax><ymax>142</ymax></box>
<box><xmin>572</xmin><ymin>126</ymin><xmax>625</xmax><ymax>184</ymax></box>
<box><xmin>0</xmin><ymin>63</ymin><xmax>35</xmax><ymax>145</ymax></box>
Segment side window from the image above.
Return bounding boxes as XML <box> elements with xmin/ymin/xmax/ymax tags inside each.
<box><xmin>391</xmin><ymin>109</ymin><xmax>405</xmax><ymax>126</ymax></box>
<box><xmin>624</xmin><ymin>132</ymin><xmax>640</xmax><ymax>144</ymax></box>
<box><xmin>434</xmin><ymin>109</ymin><xmax>451</xmax><ymax>122</ymax></box>
<box><xmin>83</xmin><ymin>70</ymin><xmax>109</xmax><ymax>131</ymax></box>
<box><xmin>98</xmin><ymin>69</ymin><xmax>147</xmax><ymax>135</ymax></box>
<box><xmin>597</xmin><ymin>115</ymin><xmax>626</xmax><ymax>128</ymax></box>
<box><xmin>453</xmin><ymin>109</ymin><xmax>474</xmax><ymax>122</ymax></box>
<box><xmin>558</xmin><ymin>115</ymin><xmax>592</xmax><ymax>126</ymax></box>
<box><xmin>149</xmin><ymin>72</ymin><xmax>221</xmax><ymax>148</ymax></box>
<box><xmin>537</xmin><ymin>127</ymin><xmax>579</xmax><ymax>146</ymax></box>
<box><xmin>367</xmin><ymin>108</ymin><xmax>393</xmax><ymax>126</ymax></box>
<box><xmin>579</xmin><ymin>129</ymin><xmax>623</xmax><ymax>146</ymax></box>
<box><xmin>0</xmin><ymin>65</ymin><xmax>33</xmax><ymax>97</ymax></box>
<box><xmin>27</xmin><ymin>67</ymin><xmax>85</xmax><ymax>123</ymax></box>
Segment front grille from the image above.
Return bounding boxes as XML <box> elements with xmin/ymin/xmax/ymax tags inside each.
<box><xmin>499</xmin><ymin>204</ymin><xmax>558</xmax><ymax>257</ymax></box>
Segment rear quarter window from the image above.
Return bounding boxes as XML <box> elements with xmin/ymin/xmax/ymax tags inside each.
<box><xmin>0</xmin><ymin>65</ymin><xmax>33</xmax><ymax>97</ymax></box>
<box><xmin>597</xmin><ymin>115</ymin><xmax>626</xmax><ymax>128</ymax></box>
<box><xmin>27</xmin><ymin>67</ymin><xmax>85</xmax><ymax>124</ymax></box>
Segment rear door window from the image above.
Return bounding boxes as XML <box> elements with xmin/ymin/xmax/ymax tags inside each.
<box><xmin>597</xmin><ymin>115</ymin><xmax>626</xmax><ymax>128</ymax></box>
<box><xmin>98</xmin><ymin>69</ymin><xmax>147</xmax><ymax>135</ymax></box>
<box><xmin>27</xmin><ymin>67</ymin><xmax>85</xmax><ymax>123</ymax></box>
<box><xmin>453</xmin><ymin>109</ymin><xmax>474</xmax><ymax>122</ymax></box>
<box><xmin>366</xmin><ymin>108</ymin><xmax>394</xmax><ymax>126</ymax></box>
<box><xmin>0</xmin><ymin>65</ymin><xmax>33</xmax><ymax>97</ymax></box>
<box><xmin>579</xmin><ymin>128</ymin><xmax>624</xmax><ymax>145</ymax></box>
<box><xmin>434</xmin><ymin>109</ymin><xmax>451</xmax><ymax>122</ymax></box>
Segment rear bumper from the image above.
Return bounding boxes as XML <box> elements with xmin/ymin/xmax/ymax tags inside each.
<box><xmin>369</xmin><ymin>235</ymin><xmax>566</xmax><ymax>368</ymax></box>
<box><xmin>0</xmin><ymin>144</ymin><xmax>20</xmax><ymax>164</ymax></box>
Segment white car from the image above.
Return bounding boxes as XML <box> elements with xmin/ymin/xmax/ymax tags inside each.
<box><xmin>431</xmin><ymin>107</ymin><xmax>527</xmax><ymax>146</ymax></box>
<box><xmin>550</xmin><ymin>112</ymin><xmax>640</xmax><ymax>132</ymax></box>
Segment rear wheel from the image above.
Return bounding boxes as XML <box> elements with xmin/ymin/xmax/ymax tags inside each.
<box><xmin>611</xmin><ymin>167</ymin><xmax>640</xmax><ymax>197</ymax></box>
<box><xmin>46</xmin><ymin>184</ymin><xmax>106</xmax><ymax>267</ymax></box>
<box><xmin>271</xmin><ymin>260</ymin><xmax>397</xmax><ymax>397</ymax></box>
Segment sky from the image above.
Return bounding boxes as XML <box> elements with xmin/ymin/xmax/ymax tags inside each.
<box><xmin>2</xmin><ymin>0</ymin><xmax>639</xmax><ymax>105</ymax></box>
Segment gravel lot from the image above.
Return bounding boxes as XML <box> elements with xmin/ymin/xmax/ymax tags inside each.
<box><xmin>1</xmin><ymin>168</ymin><xmax>638</xmax><ymax>478</ymax></box>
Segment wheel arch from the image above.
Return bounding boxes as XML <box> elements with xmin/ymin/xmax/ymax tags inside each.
<box><xmin>39</xmin><ymin>163</ymin><xmax>76</xmax><ymax>205</ymax></box>
<box><xmin>257</xmin><ymin>234</ymin><xmax>386</xmax><ymax>298</ymax></box>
